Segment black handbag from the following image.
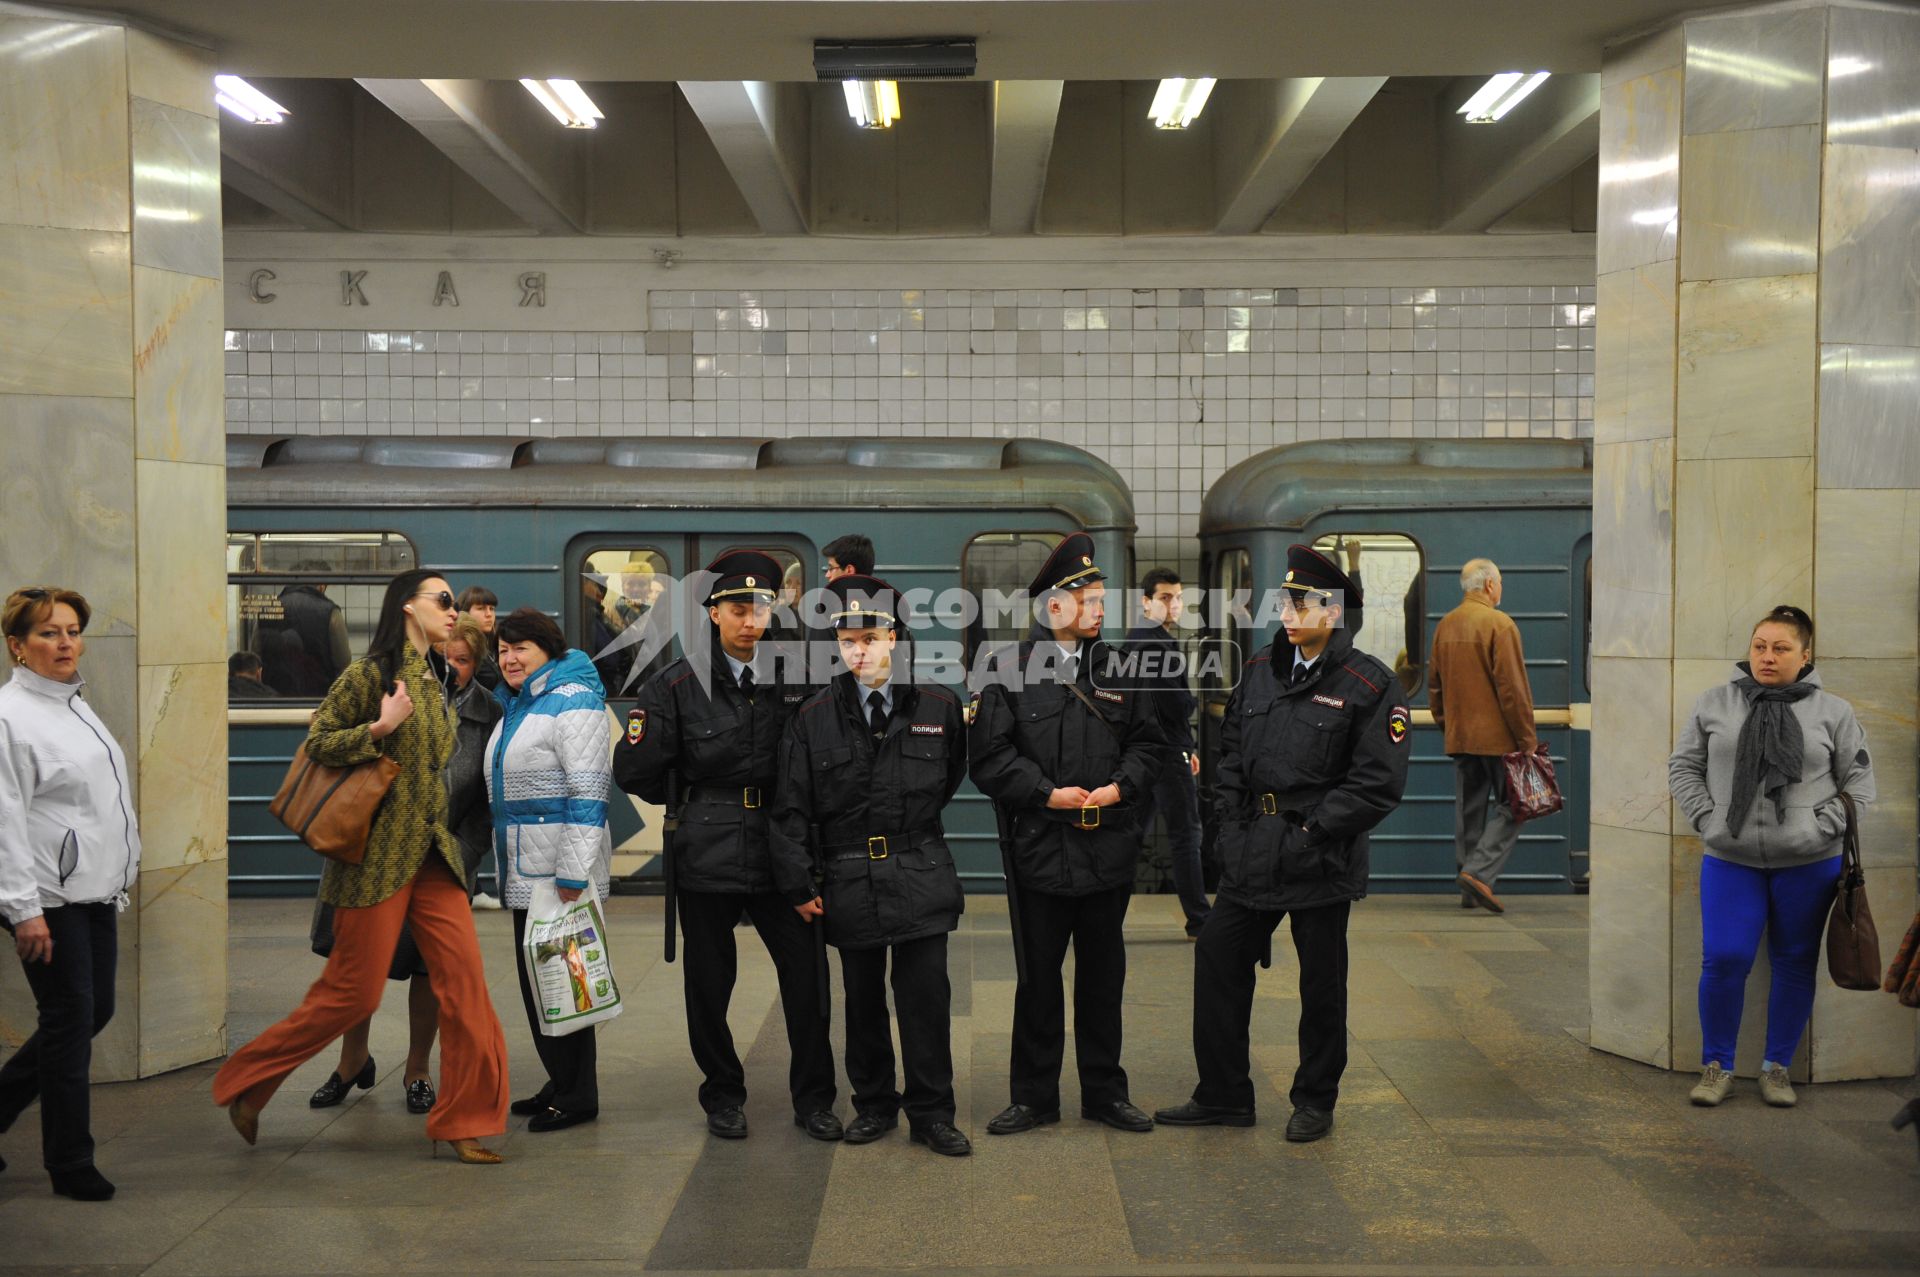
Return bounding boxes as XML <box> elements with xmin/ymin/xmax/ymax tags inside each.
<box><xmin>1825</xmin><ymin>792</ymin><xmax>1882</xmax><ymax>991</ymax></box>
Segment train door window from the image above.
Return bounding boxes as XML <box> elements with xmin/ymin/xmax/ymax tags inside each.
<box><xmin>1211</xmin><ymin>547</ymin><xmax>1251</xmax><ymax>690</ymax></box>
<box><xmin>579</xmin><ymin>547</ymin><xmax>673</xmax><ymax>695</ymax></box>
<box><xmin>226</xmin><ymin>532</ymin><xmax>417</xmax><ymax>701</ymax></box>
<box><xmin>1310</xmin><ymin>533</ymin><xmax>1426</xmax><ymax>699</ymax></box>
<box><xmin>961</xmin><ymin>531</ymin><xmax>1064</xmax><ymax>661</ymax></box>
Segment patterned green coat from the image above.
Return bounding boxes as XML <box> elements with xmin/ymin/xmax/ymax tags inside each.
<box><xmin>309</xmin><ymin>645</ymin><xmax>462</xmax><ymax>909</ymax></box>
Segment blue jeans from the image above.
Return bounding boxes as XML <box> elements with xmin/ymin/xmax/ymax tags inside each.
<box><xmin>1698</xmin><ymin>853</ymin><xmax>1842</xmax><ymax>1069</ymax></box>
<box><xmin>1144</xmin><ymin>760</ymin><xmax>1211</xmax><ymax>931</ymax></box>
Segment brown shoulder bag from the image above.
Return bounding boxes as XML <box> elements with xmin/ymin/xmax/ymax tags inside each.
<box><xmin>1825</xmin><ymin>792</ymin><xmax>1882</xmax><ymax>991</ymax></box>
<box><xmin>269</xmin><ymin>742</ymin><xmax>402</xmax><ymax>865</ymax></box>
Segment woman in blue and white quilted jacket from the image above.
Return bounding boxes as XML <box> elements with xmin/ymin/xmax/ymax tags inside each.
<box><xmin>485</xmin><ymin>607</ymin><xmax>612</xmax><ymax>1134</ymax></box>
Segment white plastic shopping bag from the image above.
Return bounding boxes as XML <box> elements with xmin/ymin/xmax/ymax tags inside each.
<box><xmin>520</xmin><ymin>880</ymin><xmax>623</xmax><ymax>1036</ymax></box>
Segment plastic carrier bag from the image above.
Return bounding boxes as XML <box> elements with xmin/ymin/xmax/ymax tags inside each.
<box><xmin>520</xmin><ymin>880</ymin><xmax>623</xmax><ymax>1036</ymax></box>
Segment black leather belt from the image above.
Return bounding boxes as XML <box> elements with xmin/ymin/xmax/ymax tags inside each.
<box><xmin>1252</xmin><ymin>790</ymin><xmax>1320</xmax><ymax>817</ymax></box>
<box><xmin>685</xmin><ymin>784</ymin><xmax>767</xmax><ymax>810</ymax></box>
<box><xmin>820</xmin><ymin>825</ymin><xmax>942</xmax><ymax>861</ymax></box>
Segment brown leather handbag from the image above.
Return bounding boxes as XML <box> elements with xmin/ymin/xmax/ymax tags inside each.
<box><xmin>1825</xmin><ymin>792</ymin><xmax>1882</xmax><ymax>991</ymax></box>
<box><xmin>269</xmin><ymin>743</ymin><xmax>401</xmax><ymax>865</ymax></box>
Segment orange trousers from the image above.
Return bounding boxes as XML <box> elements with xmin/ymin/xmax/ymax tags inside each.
<box><xmin>213</xmin><ymin>858</ymin><xmax>509</xmax><ymax>1142</ymax></box>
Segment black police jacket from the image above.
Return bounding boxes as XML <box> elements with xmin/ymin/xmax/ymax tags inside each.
<box><xmin>612</xmin><ymin>641</ymin><xmax>808</xmax><ymax>894</ymax></box>
<box><xmin>967</xmin><ymin>634</ymin><xmax>1168</xmax><ymax>897</ymax></box>
<box><xmin>1214</xmin><ymin>627</ymin><xmax>1412</xmax><ymax>912</ymax></box>
<box><xmin>771</xmin><ymin>674</ymin><xmax>969</xmax><ymax>951</ymax></box>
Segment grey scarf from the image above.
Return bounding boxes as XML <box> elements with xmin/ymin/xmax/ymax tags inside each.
<box><xmin>1726</xmin><ymin>663</ymin><xmax>1817</xmax><ymax>837</ymax></box>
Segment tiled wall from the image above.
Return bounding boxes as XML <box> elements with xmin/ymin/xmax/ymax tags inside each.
<box><xmin>224</xmin><ymin>284</ymin><xmax>1595</xmax><ymax>572</ymax></box>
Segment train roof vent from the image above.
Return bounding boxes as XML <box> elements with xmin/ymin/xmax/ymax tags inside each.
<box><xmin>362</xmin><ymin>438</ymin><xmax>527</xmax><ymax>469</ymax></box>
<box><xmin>258</xmin><ymin>438</ymin><xmax>368</xmax><ymax>467</ymax></box>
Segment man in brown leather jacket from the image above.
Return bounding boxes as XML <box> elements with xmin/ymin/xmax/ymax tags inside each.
<box><xmin>1427</xmin><ymin>558</ymin><xmax>1537</xmax><ymax>914</ymax></box>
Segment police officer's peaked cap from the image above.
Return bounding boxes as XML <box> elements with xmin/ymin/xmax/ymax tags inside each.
<box><xmin>703</xmin><ymin>549</ymin><xmax>783</xmax><ymax>606</ymax></box>
<box><xmin>1028</xmin><ymin>532</ymin><xmax>1106</xmax><ymax>596</ymax></box>
<box><xmin>825</xmin><ymin>574</ymin><xmax>905</xmax><ymax>631</ymax></box>
<box><xmin>1283</xmin><ymin>544</ymin><xmax>1361</xmax><ymax>608</ymax></box>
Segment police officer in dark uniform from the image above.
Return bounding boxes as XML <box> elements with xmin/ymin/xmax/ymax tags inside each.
<box><xmin>771</xmin><ymin>575</ymin><xmax>973</xmax><ymax>1157</ymax></box>
<box><xmin>1155</xmin><ymin>544</ymin><xmax>1411</xmax><ymax>1142</ymax></box>
<box><xmin>613</xmin><ymin>550</ymin><xmax>842</xmax><ymax>1142</ymax></box>
<box><xmin>968</xmin><ymin>532</ymin><xmax>1166</xmax><ymax>1136</ymax></box>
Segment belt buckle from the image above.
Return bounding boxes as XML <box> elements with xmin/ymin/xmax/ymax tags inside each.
<box><xmin>867</xmin><ymin>835</ymin><xmax>889</xmax><ymax>860</ymax></box>
<box><xmin>1259</xmin><ymin>792</ymin><xmax>1278</xmax><ymax>816</ymax></box>
<box><xmin>742</xmin><ymin>786</ymin><xmax>762</xmax><ymax>809</ymax></box>
<box><xmin>1078</xmin><ymin>805</ymin><xmax>1101</xmax><ymax>830</ymax></box>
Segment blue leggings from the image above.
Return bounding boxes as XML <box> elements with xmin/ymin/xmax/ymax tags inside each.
<box><xmin>1698</xmin><ymin>854</ymin><xmax>1842</xmax><ymax>1069</ymax></box>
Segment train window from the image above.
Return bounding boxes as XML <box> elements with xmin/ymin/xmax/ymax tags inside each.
<box><xmin>1310</xmin><ymin>533</ymin><xmax>1426</xmax><ymax>699</ymax></box>
<box><xmin>961</xmin><ymin>531</ymin><xmax>1064</xmax><ymax>660</ymax></box>
<box><xmin>1212</xmin><ymin>548</ymin><xmax>1251</xmax><ymax>689</ymax></box>
<box><xmin>579</xmin><ymin>547</ymin><xmax>673</xmax><ymax>696</ymax></box>
<box><xmin>225</xmin><ymin>532</ymin><xmax>417</xmax><ymax>701</ymax></box>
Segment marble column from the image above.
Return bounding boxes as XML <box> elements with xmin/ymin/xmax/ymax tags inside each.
<box><xmin>1591</xmin><ymin>1</ymin><xmax>1920</xmax><ymax>1080</ymax></box>
<box><xmin>0</xmin><ymin>7</ymin><xmax>227</xmax><ymax>1078</ymax></box>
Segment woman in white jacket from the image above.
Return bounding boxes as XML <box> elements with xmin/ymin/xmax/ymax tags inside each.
<box><xmin>485</xmin><ymin>608</ymin><xmax>612</xmax><ymax>1133</ymax></box>
<box><xmin>0</xmin><ymin>588</ymin><xmax>140</xmax><ymax>1202</ymax></box>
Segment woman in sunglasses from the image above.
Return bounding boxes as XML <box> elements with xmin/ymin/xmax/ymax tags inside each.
<box><xmin>214</xmin><ymin>571</ymin><xmax>510</xmax><ymax>1164</ymax></box>
<box><xmin>0</xmin><ymin>587</ymin><xmax>139</xmax><ymax>1201</ymax></box>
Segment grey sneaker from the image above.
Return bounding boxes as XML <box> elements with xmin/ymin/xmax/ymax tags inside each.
<box><xmin>1690</xmin><ymin>1062</ymin><xmax>1734</xmax><ymax>1107</ymax></box>
<box><xmin>1758</xmin><ymin>1062</ymin><xmax>1797</xmax><ymax>1108</ymax></box>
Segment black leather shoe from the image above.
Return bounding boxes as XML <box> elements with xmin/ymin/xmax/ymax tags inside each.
<box><xmin>528</xmin><ymin>1106</ymin><xmax>597</xmax><ymax>1133</ymax></box>
<box><xmin>308</xmin><ymin>1055</ymin><xmax>375</xmax><ymax>1108</ymax></box>
<box><xmin>510</xmin><ymin>1088</ymin><xmax>554</xmax><ymax>1117</ymax></box>
<box><xmin>1082</xmin><ymin>1099</ymin><xmax>1155</xmax><ymax>1133</ymax></box>
<box><xmin>795</xmin><ymin>1110</ymin><xmax>844</xmax><ymax>1141</ymax></box>
<box><xmin>1152</xmin><ymin>1099</ymin><xmax>1256</xmax><ymax>1127</ymax></box>
<box><xmin>1285</xmin><ymin>1106</ymin><xmax>1334</xmax><ymax>1142</ymax></box>
<box><xmin>707</xmin><ymin>1106</ymin><xmax>748</xmax><ymax>1139</ymax></box>
<box><xmin>50</xmin><ymin>1165</ymin><xmax>114</xmax><ymax>1201</ymax></box>
<box><xmin>842</xmin><ymin>1111</ymin><xmax>898</xmax><ymax>1145</ymax></box>
<box><xmin>405</xmin><ymin>1078</ymin><xmax>436</xmax><ymax>1114</ymax></box>
<box><xmin>985</xmin><ymin>1103</ymin><xmax>1060</xmax><ymax>1135</ymax></box>
<box><xmin>1461</xmin><ymin>891</ymin><xmax>1476</xmax><ymax>909</ymax></box>
<box><xmin>911</xmin><ymin>1122</ymin><xmax>973</xmax><ymax>1157</ymax></box>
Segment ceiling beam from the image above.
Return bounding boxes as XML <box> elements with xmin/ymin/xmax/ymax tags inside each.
<box><xmin>219</xmin><ymin>148</ymin><xmax>350</xmax><ymax>229</ymax></box>
<box><xmin>1435</xmin><ymin>73</ymin><xmax>1599</xmax><ymax>233</ymax></box>
<box><xmin>355</xmin><ymin>78</ymin><xmax>584</xmax><ymax>234</ymax></box>
<box><xmin>1212</xmin><ymin>77</ymin><xmax>1386</xmax><ymax>235</ymax></box>
<box><xmin>989</xmin><ymin>80</ymin><xmax>1065</xmax><ymax>235</ymax></box>
<box><xmin>678</xmin><ymin>81</ymin><xmax>809</xmax><ymax>235</ymax></box>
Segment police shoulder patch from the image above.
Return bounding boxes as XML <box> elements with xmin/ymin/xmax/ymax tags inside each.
<box><xmin>964</xmin><ymin>691</ymin><xmax>981</xmax><ymax>726</ymax></box>
<box><xmin>626</xmin><ymin>707</ymin><xmax>646</xmax><ymax>745</ymax></box>
<box><xmin>1387</xmin><ymin>705</ymin><xmax>1410</xmax><ymax>745</ymax></box>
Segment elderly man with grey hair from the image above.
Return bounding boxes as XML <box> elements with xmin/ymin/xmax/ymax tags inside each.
<box><xmin>1427</xmin><ymin>558</ymin><xmax>1537</xmax><ymax>913</ymax></box>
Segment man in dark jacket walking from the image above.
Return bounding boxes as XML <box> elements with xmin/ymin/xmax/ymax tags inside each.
<box><xmin>613</xmin><ymin>550</ymin><xmax>842</xmax><ymax>1143</ymax></box>
<box><xmin>1126</xmin><ymin>568</ymin><xmax>1210</xmax><ymax>936</ymax></box>
<box><xmin>968</xmin><ymin>533</ymin><xmax>1167</xmax><ymax>1136</ymax></box>
<box><xmin>772</xmin><ymin>575</ymin><xmax>972</xmax><ymax>1156</ymax></box>
<box><xmin>1155</xmin><ymin>545</ymin><xmax>1411</xmax><ymax>1143</ymax></box>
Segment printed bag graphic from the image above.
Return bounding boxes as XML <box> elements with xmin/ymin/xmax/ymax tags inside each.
<box><xmin>519</xmin><ymin>880</ymin><xmax>624</xmax><ymax>1037</ymax></box>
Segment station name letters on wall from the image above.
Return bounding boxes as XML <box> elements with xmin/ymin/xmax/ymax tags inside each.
<box><xmin>247</xmin><ymin>269</ymin><xmax>549</xmax><ymax>308</ymax></box>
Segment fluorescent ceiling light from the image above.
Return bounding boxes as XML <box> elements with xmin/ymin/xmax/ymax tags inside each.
<box><xmin>1457</xmin><ymin>71</ymin><xmax>1550</xmax><ymax>123</ymax></box>
<box><xmin>843</xmin><ymin>79</ymin><xmax>901</xmax><ymax>129</ymax></box>
<box><xmin>520</xmin><ymin>78</ymin><xmax>604</xmax><ymax>128</ymax></box>
<box><xmin>214</xmin><ymin>75</ymin><xmax>288</xmax><ymax>124</ymax></box>
<box><xmin>1149</xmin><ymin>77</ymin><xmax>1216</xmax><ymax>129</ymax></box>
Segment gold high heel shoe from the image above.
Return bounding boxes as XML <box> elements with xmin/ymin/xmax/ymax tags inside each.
<box><xmin>433</xmin><ymin>1139</ymin><xmax>503</xmax><ymax>1165</ymax></box>
<box><xmin>228</xmin><ymin>1101</ymin><xmax>259</xmax><ymax>1147</ymax></box>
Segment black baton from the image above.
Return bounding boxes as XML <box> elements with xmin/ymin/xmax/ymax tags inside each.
<box><xmin>662</xmin><ymin>769</ymin><xmax>681</xmax><ymax>963</ymax></box>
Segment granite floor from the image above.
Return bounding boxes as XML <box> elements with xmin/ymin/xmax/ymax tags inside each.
<box><xmin>0</xmin><ymin>894</ymin><xmax>1915</xmax><ymax>1277</ymax></box>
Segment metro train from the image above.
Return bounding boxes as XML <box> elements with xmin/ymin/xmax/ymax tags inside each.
<box><xmin>223</xmin><ymin>434</ymin><xmax>1591</xmax><ymax>897</ymax></box>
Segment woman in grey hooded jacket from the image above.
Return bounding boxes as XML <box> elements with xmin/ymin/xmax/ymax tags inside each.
<box><xmin>1668</xmin><ymin>605</ymin><xmax>1875</xmax><ymax>1109</ymax></box>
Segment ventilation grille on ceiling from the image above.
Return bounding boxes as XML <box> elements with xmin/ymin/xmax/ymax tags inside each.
<box><xmin>813</xmin><ymin>37</ymin><xmax>977</xmax><ymax>80</ymax></box>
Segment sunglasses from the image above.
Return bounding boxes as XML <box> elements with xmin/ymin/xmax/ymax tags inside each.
<box><xmin>412</xmin><ymin>590</ymin><xmax>457</xmax><ymax>611</ymax></box>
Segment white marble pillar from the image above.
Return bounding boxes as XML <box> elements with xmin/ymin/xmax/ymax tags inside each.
<box><xmin>1591</xmin><ymin>1</ymin><xmax>1920</xmax><ymax>1081</ymax></box>
<box><xmin>0</xmin><ymin>6</ymin><xmax>227</xmax><ymax>1078</ymax></box>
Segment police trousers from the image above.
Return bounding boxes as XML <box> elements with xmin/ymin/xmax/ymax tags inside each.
<box><xmin>840</xmin><ymin>933</ymin><xmax>955</xmax><ymax>1128</ymax></box>
<box><xmin>1191</xmin><ymin>896</ymin><xmax>1351</xmax><ymax>1113</ymax></box>
<box><xmin>676</xmin><ymin>888</ymin><xmax>836</xmax><ymax>1116</ymax></box>
<box><xmin>1009</xmin><ymin>883</ymin><xmax>1132</xmax><ymax>1111</ymax></box>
